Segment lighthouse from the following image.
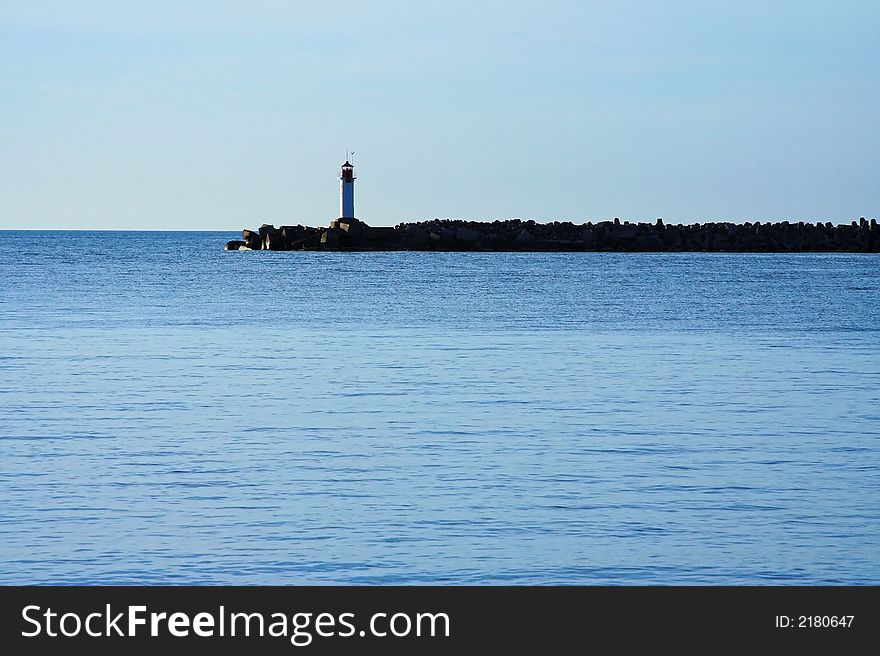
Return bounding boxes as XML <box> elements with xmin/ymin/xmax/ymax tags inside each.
<box><xmin>339</xmin><ymin>159</ymin><xmax>355</xmax><ymax>219</ymax></box>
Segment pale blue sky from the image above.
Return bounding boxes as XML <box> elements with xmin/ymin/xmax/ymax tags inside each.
<box><xmin>1</xmin><ymin>0</ymin><xmax>877</xmax><ymax>229</ymax></box>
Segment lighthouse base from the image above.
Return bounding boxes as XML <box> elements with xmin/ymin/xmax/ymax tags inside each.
<box><xmin>330</xmin><ymin>217</ymin><xmax>363</xmax><ymax>240</ymax></box>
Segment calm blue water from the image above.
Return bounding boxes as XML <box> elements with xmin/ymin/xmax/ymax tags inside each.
<box><xmin>1</xmin><ymin>231</ymin><xmax>878</xmax><ymax>584</ymax></box>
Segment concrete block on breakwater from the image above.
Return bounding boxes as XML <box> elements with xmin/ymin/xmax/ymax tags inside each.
<box><xmin>225</xmin><ymin>217</ymin><xmax>880</xmax><ymax>252</ymax></box>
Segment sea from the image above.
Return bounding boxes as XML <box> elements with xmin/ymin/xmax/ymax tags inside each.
<box><xmin>0</xmin><ymin>231</ymin><xmax>877</xmax><ymax>584</ymax></box>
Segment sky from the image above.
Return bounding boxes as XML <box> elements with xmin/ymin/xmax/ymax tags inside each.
<box><xmin>1</xmin><ymin>0</ymin><xmax>878</xmax><ymax>229</ymax></box>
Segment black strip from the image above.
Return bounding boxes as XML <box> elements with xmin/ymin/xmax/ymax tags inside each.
<box><xmin>1</xmin><ymin>586</ymin><xmax>875</xmax><ymax>653</ymax></box>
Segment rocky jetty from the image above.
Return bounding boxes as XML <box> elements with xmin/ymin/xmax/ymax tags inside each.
<box><xmin>226</xmin><ymin>217</ymin><xmax>879</xmax><ymax>252</ymax></box>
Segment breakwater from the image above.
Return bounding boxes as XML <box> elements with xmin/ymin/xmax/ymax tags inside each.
<box><xmin>226</xmin><ymin>217</ymin><xmax>879</xmax><ymax>252</ymax></box>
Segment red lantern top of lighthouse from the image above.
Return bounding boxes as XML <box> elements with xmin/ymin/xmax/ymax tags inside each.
<box><xmin>340</xmin><ymin>160</ymin><xmax>355</xmax><ymax>183</ymax></box>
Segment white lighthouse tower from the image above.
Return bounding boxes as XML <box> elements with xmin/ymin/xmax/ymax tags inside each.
<box><xmin>339</xmin><ymin>158</ymin><xmax>355</xmax><ymax>219</ymax></box>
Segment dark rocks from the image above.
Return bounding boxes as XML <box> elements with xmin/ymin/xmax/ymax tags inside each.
<box><xmin>320</xmin><ymin>226</ymin><xmax>340</xmax><ymax>248</ymax></box>
<box><xmin>363</xmin><ymin>226</ymin><xmax>401</xmax><ymax>247</ymax></box>
<box><xmin>262</xmin><ymin>225</ymin><xmax>286</xmax><ymax>251</ymax></box>
<box><xmin>610</xmin><ymin>223</ymin><xmax>639</xmax><ymax>241</ymax></box>
<box><xmin>402</xmin><ymin>225</ymin><xmax>430</xmax><ymax>249</ymax></box>
<box><xmin>516</xmin><ymin>228</ymin><xmax>535</xmax><ymax>243</ymax></box>
<box><xmin>229</xmin><ymin>217</ymin><xmax>880</xmax><ymax>252</ymax></box>
<box><xmin>455</xmin><ymin>226</ymin><xmax>481</xmax><ymax>243</ymax></box>
<box><xmin>241</xmin><ymin>229</ymin><xmax>262</xmax><ymax>250</ymax></box>
<box><xmin>634</xmin><ymin>233</ymin><xmax>663</xmax><ymax>250</ymax></box>
<box><xmin>439</xmin><ymin>227</ymin><xmax>457</xmax><ymax>246</ymax></box>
